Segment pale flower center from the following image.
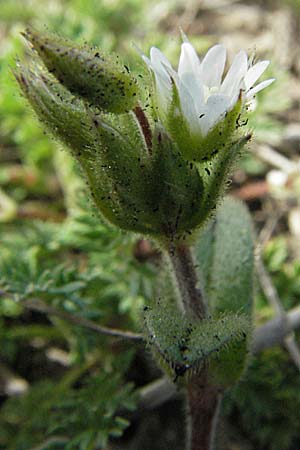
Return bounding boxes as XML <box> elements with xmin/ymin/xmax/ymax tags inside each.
<box><xmin>203</xmin><ymin>85</ymin><xmax>219</xmax><ymax>102</ymax></box>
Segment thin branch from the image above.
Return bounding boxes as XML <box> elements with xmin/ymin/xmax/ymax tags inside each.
<box><xmin>29</xmin><ymin>436</ymin><xmax>69</xmax><ymax>450</ymax></box>
<box><xmin>252</xmin><ymin>306</ymin><xmax>300</xmax><ymax>354</ymax></box>
<box><xmin>23</xmin><ymin>299</ymin><xmax>143</xmax><ymax>342</ymax></box>
<box><xmin>256</xmin><ymin>216</ymin><xmax>300</xmax><ymax>371</ymax></box>
<box><xmin>255</xmin><ymin>210</ymin><xmax>283</xmax><ymax>256</ymax></box>
<box><xmin>256</xmin><ymin>257</ymin><xmax>284</xmax><ymax>316</ymax></box>
<box><xmin>138</xmin><ymin>377</ymin><xmax>178</xmax><ymax>411</ymax></box>
<box><xmin>284</xmin><ymin>335</ymin><xmax>300</xmax><ymax>371</ymax></box>
<box><xmin>253</xmin><ymin>143</ymin><xmax>298</xmax><ymax>174</ymax></box>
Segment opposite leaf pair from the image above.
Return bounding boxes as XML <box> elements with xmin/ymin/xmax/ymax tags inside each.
<box><xmin>144</xmin><ymin>198</ymin><xmax>254</xmax><ymax>387</ymax></box>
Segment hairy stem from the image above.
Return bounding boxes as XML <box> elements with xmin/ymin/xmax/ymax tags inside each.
<box><xmin>187</xmin><ymin>373</ymin><xmax>222</xmax><ymax>450</ymax></box>
<box><xmin>167</xmin><ymin>243</ymin><xmax>206</xmax><ymax>319</ymax></box>
<box><xmin>167</xmin><ymin>243</ymin><xmax>220</xmax><ymax>450</ymax></box>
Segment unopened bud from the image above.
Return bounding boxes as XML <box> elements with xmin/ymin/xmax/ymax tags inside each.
<box><xmin>22</xmin><ymin>28</ymin><xmax>139</xmax><ymax>114</ymax></box>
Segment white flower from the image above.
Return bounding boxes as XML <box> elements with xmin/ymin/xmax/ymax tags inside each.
<box><xmin>141</xmin><ymin>38</ymin><xmax>275</xmax><ymax>138</ymax></box>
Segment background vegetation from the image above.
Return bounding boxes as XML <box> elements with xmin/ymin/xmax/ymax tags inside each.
<box><xmin>0</xmin><ymin>0</ymin><xmax>300</xmax><ymax>448</ymax></box>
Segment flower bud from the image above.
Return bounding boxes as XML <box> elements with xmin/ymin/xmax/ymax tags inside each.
<box><xmin>22</xmin><ymin>28</ymin><xmax>139</xmax><ymax>114</ymax></box>
<box><xmin>14</xmin><ymin>62</ymin><xmax>151</xmax><ymax>233</ymax></box>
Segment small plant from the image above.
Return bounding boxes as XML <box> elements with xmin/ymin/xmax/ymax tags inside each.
<box><xmin>14</xmin><ymin>28</ymin><xmax>274</xmax><ymax>449</ymax></box>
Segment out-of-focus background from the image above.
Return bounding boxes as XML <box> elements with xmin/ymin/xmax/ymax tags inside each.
<box><xmin>0</xmin><ymin>0</ymin><xmax>300</xmax><ymax>449</ymax></box>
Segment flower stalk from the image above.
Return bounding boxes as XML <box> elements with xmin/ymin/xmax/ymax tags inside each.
<box><xmin>167</xmin><ymin>243</ymin><xmax>206</xmax><ymax>319</ymax></box>
<box><xmin>187</xmin><ymin>372</ymin><xmax>222</xmax><ymax>450</ymax></box>
<box><xmin>167</xmin><ymin>242</ymin><xmax>221</xmax><ymax>450</ymax></box>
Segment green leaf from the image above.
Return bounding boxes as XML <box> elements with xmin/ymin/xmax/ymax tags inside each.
<box><xmin>195</xmin><ymin>196</ymin><xmax>254</xmax><ymax>385</ymax></box>
<box><xmin>196</xmin><ymin>196</ymin><xmax>254</xmax><ymax>315</ymax></box>
<box><xmin>143</xmin><ymin>296</ymin><xmax>250</xmax><ymax>384</ymax></box>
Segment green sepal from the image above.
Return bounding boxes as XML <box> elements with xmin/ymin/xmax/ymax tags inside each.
<box><xmin>165</xmin><ymin>79</ymin><xmax>195</xmax><ymax>160</ymax></box>
<box><xmin>14</xmin><ymin>62</ymin><xmax>99</xmax><ymax>159</ymax></box>
<box><xmin>197</xmin><ymin>97</ymin><xmax>243</xmax><ymax>162</ymax></box>
<box><xmin>196</xmin><ymin>134</ymin><xmax>251</xmax><ymax>226</ymax></box>
<box><xmin>146</xmin><ymin>126</ymin><xmax>205</xmax><ymax>240</ymax></box>
<box><xmin>195</xmin><ymin>196</ymin><xmax>254</xmax><ymax>386</ymax></box>
<box><xmin>22</xmin><ymin>28</ymin><xmax>139</xmax><ymax>113</ymax></box>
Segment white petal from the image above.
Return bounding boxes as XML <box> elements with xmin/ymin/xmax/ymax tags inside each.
<box><xmin>141</xmin><ymin>54</ymin><xmax>152</xmax><ymax>71</ymax></box>
<box><xmin>244</xmin><ymin>60</ymin><xmax>270</xmax><ymax>90</ymax></box>
<box><xmin>246</xmin><ymin>78</ymin><xmax>275</xmax><ymax>99</ymax></box>
<box><xmin>221</xmin><ymin>50</ymin><xmax>248</xmax><ymax>97</ymax></box>
<box><xmin>154</xmin><ymin>72</ymin><xmax>172</xmax><ymax>112</ymax></box>
<box><xmin>201</xmin><ymin>94</ymin><xmax>230</xmax><ymax>135</ymax></box>
<box><xmin>150</xmin><ymin>47</ymin><xmax>173</xmax><ymax>72</ymax></box>
<box><xmin>180</xmin><ymin>72</ymin><xmax>204</xmax><ymax>109</ymax></box>
<box><xmin>178</xmin><ymin>80</ymin><xmax>200</xmax><ymax>135</ymax></box>
<box><xmin>146</xmin><ymin>47</ymin><xmax>173</xmax><ymax>112</ymax></box>
<box><xmin>201</xmin><ymin>45</ymin><xmax>226</xmax><ymax>88</ymax></box>
<box><xmin>178</xmin><ymin>42</ymin><xmax>202</xmax><ymax>78</ymax></box>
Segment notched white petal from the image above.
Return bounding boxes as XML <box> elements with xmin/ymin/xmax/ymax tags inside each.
<box><xmin>244</xmin><ymin>60</ymin><xmax>270</xmax><ymax>91</ymax></box>
<box><xmin>178</xmin><ymin>42</ymin><xmax>201</xmax><ymax>78</ymax></box>
<box><xmin>139</xmin><ymin>37</ymin><xmax>274</xmax><ymax>138</ymax></box>
<box><xmin>201</xmin><ymin>44</ymin><xmax>226</xmax><ymax>88</ymax></box>
<box><xmin>246</xmin><ymin>78</ymin><xmax>275</xmax><ymax>99</ymax></box>
<box><xmin>201</xmin><ymin>94</ymin><xmax>230</xmax><ymax>135</ymax></box>
<box><xmin>178</xmin><ymin>80</ymin><xmax>201</xmax><ymax>135</ymax></box>
<box><xmin>150</xmin><ymin>47</ymin><xmax>173</xmax><ymax>70</ymax></box>
<box><xmin>180</xmin><ymin>72</ymin><xmax>204</xmax><ymax>108</ymax></box>
<box><xmin>221</xmin><ymin>50</ymin><xmax>248</xmax><ymax>97</ymax></box>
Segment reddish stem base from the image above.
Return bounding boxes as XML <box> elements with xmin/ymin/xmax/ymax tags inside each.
<box><xmin>187</xmin><ymin>372</ymin><xmax>222</xmax><ymax>450</ymax></box>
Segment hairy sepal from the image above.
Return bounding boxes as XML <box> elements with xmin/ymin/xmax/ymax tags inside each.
<box><xmin>147</xmin><ymin>126</ymin><xmax>205</xmax><ymax>240</ymax></box>
<box><xmin>22</xmin><ymin>28</ymin><xmax>139</xmax><ymax>113</ymax></box>
<box><xmin>196</xmin><ymin>135</ymin><xmax>250</xmax><ymax>227</ymax></box>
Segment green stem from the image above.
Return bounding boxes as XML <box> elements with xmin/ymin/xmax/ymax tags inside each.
<box><xmin>167</xmin><ymin>243</ymin><xmax>206</xmax><ymax>319</ymax></box>
<box><xmin>167</xmin><ymin>243</ymin><xmax>221</xmax><ymax>450</ymax></box>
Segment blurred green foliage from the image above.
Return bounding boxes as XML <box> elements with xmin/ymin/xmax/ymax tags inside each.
<box><xmin>224</xmin><ymin>348</ymin><xmax>300</xmax><ymax>450</ymax></box>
